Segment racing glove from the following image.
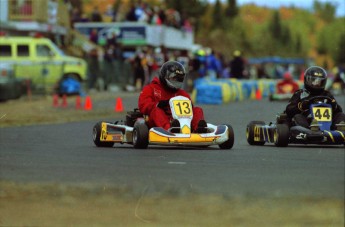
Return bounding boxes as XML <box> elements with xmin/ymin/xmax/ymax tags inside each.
<box><xmin>330</xmin><ymin>99</ymin><xmax>338</xmax><ymax>109</ymax></box>
<box><xmin>157</xmin><ymin>100</ymin><xmax>169</xmax><ymax>109</ymax></box>
<box><xmin>298</xmin><ymin>99</ymin><xmax>310</xmax><ymax>111</ymax></box>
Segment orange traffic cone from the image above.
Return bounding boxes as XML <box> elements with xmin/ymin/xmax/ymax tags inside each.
<box><xmin>53</xmin><ymin>94</ymin><xmax>59</xmax><ymax>107</ymax></box>
<box><xmin>61</xmin><ymin>94</ymin><xmax>68</xmax><ymax>108</ymax></box>
<box><xmin>255</xmin><ymin>88</ymin><xmax>262</xmax><ymax>100</ymax></box>
<box><xmin>75</xmin><ymin>95</ymin><xmax>82</xmax><ymax>109</ymax></box>
<box><xmin>115</xmin><ymin>97</ymin><xmax>124</xmax><ymax>112</ymax></box>
<box><xmin>84</xmin><ymin>96</ymin><xmax>93</xmax><ymax>111</ymax></box>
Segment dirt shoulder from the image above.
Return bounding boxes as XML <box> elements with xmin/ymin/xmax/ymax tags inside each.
<box><xmin>0</xmin><ymin>91</ymin><xmax>136</xmax><ymax>128</ymax></box>
<box><xmin>0</xmin><ymin>181</ymin><xmax>343</xmax><ymax>226</ymax></box>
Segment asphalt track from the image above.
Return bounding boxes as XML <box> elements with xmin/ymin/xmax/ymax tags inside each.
<box><xmin>1</xmin><ymin>93</ymin><xmax>344</xmax><ymax>198</ymax></box>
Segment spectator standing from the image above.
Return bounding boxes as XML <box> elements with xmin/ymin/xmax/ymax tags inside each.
<box><xmin>106</xmin><ymin>32</ymin><xmax>117</xmax><ymax>46</ymax></box>
<box><xmin>126</xmin><ymin>5</ymin><xmax>137</xmax><ymax>21</ymax></box>
<box><xmin>256</xmin><ymin>64</ymin><xmax>267</xmax><ymax>79</ymax></box>
<box><xmin>104</xmin><ymin>4</ymin><xmax>116</xmax><ymax>22</ymax></box>
<box><xmin>19</xmin><ymin>0</ymin><xmax>33</xmax><ymax>15</ymax></box>
<box><xmin>113</xmin><ymin>42</ymin><xmax>123</xmax><ymax>84</ymax></box>
<box><xmin>103</xmin><ymin>44</ymin><xmax>115</xmax><ymax>89</ymax></box>
<box><xmin>229</xmin><ymin>50</ymin><xmax>245</xmax><ymax>79</ymax></box>
<box><xmin>80</xmin><ymin>13</ymin><xmax>89</xmax><ymax>22</ymax></box>
<box><xmin>181</xmin><ymin>12</ymin><xmax>193</xmax><ymax>32</ymax></box>
<box><xmin>136</xmin><ymin>2</ymin><xmax>151</xmax><ymax>23</ymax></box>
<box><xmin>87</xmin><ymin>48</ymin><xmax>101</xmax><ymax>90</ymax></box>
<box><xmin>151</xmin><ymin>6</ymin><xmax>162</xmax><ymax>25</ymax></box>
<box><xmin>132</xmin><ymin>52</ymin><xmax>145</xmax><ymax>91</ymax></box>
<box><xmin>90</xmin><ymin>6</ymin><xmax>102</xmax><ymax>22</ymax></box>
<box><xmin>165</xmin><ymin>8</ymin><xmax>181</xmax><ymax>28</ymax></box>
<box><xmin>206</xmin><ymin>49</ymin><xmax>222</xmax><ymax>79</ymax></box>
<box><xmin>89</xmin><ymin>28</ymin><xmax>98</xmax><ymax>44</ymax></box>
<box><xmin>158</xmin><ymin>8</ymin><xmax>166</xmax><ymax>24</ymax></box>
<box><xmin>196</xmin><ymin>49</ymin><xmax>207</xmax><ymax>78</ymax></box>
<box><xmin>70</xmin><ymin>7</ymin><xmax>81</xmax><ymax>26</ymax></box>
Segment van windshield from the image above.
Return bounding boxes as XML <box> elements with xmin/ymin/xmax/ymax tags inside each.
<box><xmin>49</xmin><ymin>41</ymin><xmax>65</xmax><ymax>56</ymax></box>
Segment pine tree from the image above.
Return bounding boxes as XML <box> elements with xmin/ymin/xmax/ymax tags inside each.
<box><xmin>212</xmin><ymin>0</ymin><xmax>223</xmax><ymax>28</ymax></box>
<box><xmin>313</xmin><ymin>0</ymin><xmax>336</xmax><ymax>22</ymax></box>
<box><xmin>336</xmin><ymin>33</ymin><xmax>345</xmax><ymax>64</ymax></box>
<box><xmin>295</xmin><ymin>33</ymin><xmax>302</xmax><ymax>54</ymax></box>
<box><xmin>281</xmin><ymin>26</ymin><xmax>291</xmax><ymax>44</ymax></box>
<box><xmin>268</xmin><ymin>11</ymin><xmax>282</xmax><ymax>40</ymax></box>
<box><xmin>317</xmin><ymin>32</ymin><xmax>328</xmax><ymax>55</ymax></box>
<box><xmin>225</xmin><ymin>0</ymin><xmax>238</xmax><ymax>18</ymax></box>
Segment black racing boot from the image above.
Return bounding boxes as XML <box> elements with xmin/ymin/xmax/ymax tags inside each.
<box><xmin>336</xmin><ymin>121</ymin><xmax>345</xmax><ymax>131</ymax></box>
<box><xmin>195</xmin><ymin>120</ymin><xmax>207</xmax><ymax>133</ymax></box>
<box><xmin>170</xmin><ymin>119</ymin><xmax>181</xmax><ymax>133</ymax></box>
<box><xmin>310</xmin><ymin>119</ymin><xmax>319</xmax><ymax>132</ymax></box>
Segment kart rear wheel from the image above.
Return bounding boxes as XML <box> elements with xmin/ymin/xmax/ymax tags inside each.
<box><xmin>246</xmin><ymin>121</ymin><xmax>266</xmax><ymax>145</ymax></box>
<box><xmin>219</xmin><ymin>124</ymin><xmax>234</xmax><ymax>149</ymax></box>
<box><xmin>274</xmin><ymin>124</ymin><xmax>290</xmax><ymax>147</ymax></box>
<box><xmin>93</xmin><ymin>121</ymin><xmax>114</xmax><ymax>148</ymax></box>
<box><xmin>133</xmin><ymin>120</ymin><xmax>149</xmax><ymax>149</ymax></box>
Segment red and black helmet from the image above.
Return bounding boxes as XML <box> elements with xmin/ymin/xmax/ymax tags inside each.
<box><xmin>159</xmin><ymin>61</ymin><xmax>186</xmax><ymax>91</ymax></box>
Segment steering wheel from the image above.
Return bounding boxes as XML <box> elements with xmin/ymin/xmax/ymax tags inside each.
<box><xmin>306</xmin><ymin>95</ymin><xmax>333</xmax><ymax>104</ymax></box>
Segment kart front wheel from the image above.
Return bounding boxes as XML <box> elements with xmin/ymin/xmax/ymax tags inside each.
<box><xmin>219</xmin><ymin>124</ymin><xmax>234</xmax><ymax>149</ymax></box>
<box><xmin>133</xmin><ymin>120</ymin><xmax>149</xmax><ymax>149</ymax></box>
<box><xmin>274</xmin><ymin>124</ymin><xmax>289</xmax><ymax>147</ymax></box>
<box><xmin>246</xmin><ymin>121</ymin><xmax>266</xmax><ymax>146</ymax></box>
<box><xmin>93</xmin><ymin>121</ymin><xmax>114</xmax><ymax>148</ymax></box>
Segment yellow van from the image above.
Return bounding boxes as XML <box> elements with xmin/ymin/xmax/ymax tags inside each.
<box><xmin>0</xmin><ymin>36</ymin><xmax>87</xmax><ymax>93</ymax></box>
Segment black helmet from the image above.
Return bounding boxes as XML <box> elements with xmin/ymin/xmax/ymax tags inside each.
<box><xmin>159</xmin><ymin>61</ymin><xmax>186</xmax><ymax>91</ymax></box>
<box><xmin>304</xmin><ymin>66</ymin><xmax>327</xmax><ymax>94</ymax></box>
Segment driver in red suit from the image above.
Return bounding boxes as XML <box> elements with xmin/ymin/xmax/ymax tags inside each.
<box><xmin>276</xmin><ymin>71</ymin><xmax>300</xmax><ymax>94</ymax></box>
<box><xmin>138</xmin><ymin>61</ymin><xmax>207</xmax><ymax>133</ymax></box>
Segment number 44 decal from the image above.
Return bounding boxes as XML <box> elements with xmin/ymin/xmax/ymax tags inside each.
<box><xmin>312</xmin><ymin>107</ymin><xmax>332</xmax><ymax>122</ymax></box>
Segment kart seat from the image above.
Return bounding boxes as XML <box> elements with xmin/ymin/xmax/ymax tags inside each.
<box><xmin>126</xmin><ymin>108</ymin><xmax>146</xmax><ymax>127</ymax></box>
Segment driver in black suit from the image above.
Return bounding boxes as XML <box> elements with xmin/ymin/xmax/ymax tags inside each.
<box><xmin>285</xmin><ymin>66</ymin><xmax>345</xmax><ymax>130</ymax></box>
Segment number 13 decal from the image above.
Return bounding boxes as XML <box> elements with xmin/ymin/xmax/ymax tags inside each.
<box><xmin>173</xmin><ymin>100</ymin><xmax>192</xmax><ymax>116</ymax></box>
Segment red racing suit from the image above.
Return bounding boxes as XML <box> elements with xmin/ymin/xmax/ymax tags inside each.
<box><xmin>276</xmin><ymin>80</ymin><xmax>299</xmax><ymax>94</ymax></box>
<box><xmin>138</xmin><ymin>77</ymin><xmax>205</xmax><ymax>131</ymax></box>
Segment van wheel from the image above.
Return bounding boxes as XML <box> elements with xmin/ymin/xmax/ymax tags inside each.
<box><xmin>57</xmin><ymin>73</ymin><xmax>82</xmax><ymax>96</ymax></box>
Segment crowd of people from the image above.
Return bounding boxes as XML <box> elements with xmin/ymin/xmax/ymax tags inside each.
<box><xmin>85</xmin><ymin>37</ymin><xmax>311</xmax><ymax>93</ymax></box>
<box><xmin>65</xmin><ymin>1</ymin><xmax>195</xmax><ymax>91</ymax></box>
<box><xmin>69</xmin><ymin>1</ymin><xmax>192</xmax><ymax>33</ymax></box>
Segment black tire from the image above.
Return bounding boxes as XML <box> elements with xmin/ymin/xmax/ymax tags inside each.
<box><xmin>246</xmin><ymin>121</ymin><xmax>266</xmax><ymax>145</ymax></box>
<box><xmin>133</xmin><ymin>120</ymin><xmax>149</xmax><ymax>149</ymax></box>
<box><xmin>219</xmin><ymin>124</ymin><xmax>234</xmax><ymax>149</ymax></box>
<box><xmin>92</xmin><ymin>121</ymin><xmax>114</xmax><ymax>147</ymax></box>
<box><xmin>274</xmin><ymin>124</ymin><xmax>290</xmax><ymax>147</ymax></box>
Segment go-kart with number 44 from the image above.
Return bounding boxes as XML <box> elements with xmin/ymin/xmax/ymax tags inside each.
<box><xmin>246</xmin><ymin>96</ymin><xmax>345</xmax><ymax>147</ymax></box>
